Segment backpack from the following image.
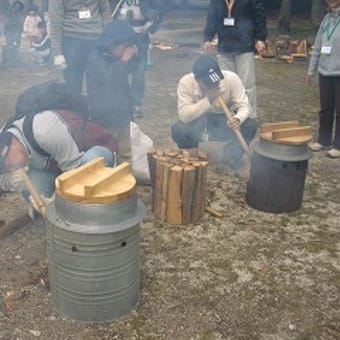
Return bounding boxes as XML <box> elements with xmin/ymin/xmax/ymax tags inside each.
<box><xmin>4</xmin><ymin>81</ymin><xmax>116</xmax><ymax>158</ymax></box>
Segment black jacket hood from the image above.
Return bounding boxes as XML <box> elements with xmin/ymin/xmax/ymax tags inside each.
<box><xmin>97</xmin><ymin>20</ymin><xmax>139</xmax><ymax>50</ymax></box>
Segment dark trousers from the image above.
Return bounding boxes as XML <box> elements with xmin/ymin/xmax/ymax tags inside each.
<box><xmin>318</xmin><ymin>74</ymin><xmax>340</xmax><ymax>149</ymax></box>
<box><xmin>3</xmin><ymin>40</ymin><xmax>21</xmax><ymax>66</ymax></box>
<box><xmin>130</xmin><ymin>33</ymin><xmax>149</xmax><ymax>107</ymax></box>
<box><xmin>62</xmin><ymin>36</ymin><xmax>97</xmax><ymax>93</ymax></box>
<box><xmin>172</xmin><ymin>114</ymin><xmax>257</xmax><ymax>168</ymax></box>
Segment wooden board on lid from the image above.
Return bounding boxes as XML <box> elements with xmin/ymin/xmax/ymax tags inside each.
<box><xmin>55</xmin><ymin>158</ymin><xmax>136</xmax><ymax>204</ymax></box>
<box><xmin>260</xmin><ymin>121</ymin><xmax>312</xmax><ymax>144</ymax></box>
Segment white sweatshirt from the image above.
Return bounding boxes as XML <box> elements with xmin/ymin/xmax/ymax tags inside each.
<box><xmin>177</xmin><ymin>70</ymin><xmax>251</xmax><ymax>125</ymax></box>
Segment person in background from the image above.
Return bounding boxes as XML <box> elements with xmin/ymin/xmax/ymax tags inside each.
<box><xmin>86</xmin><ymin>20</ymin><xmax>139</xmax><ymax>164</ymax></box>
<box><xmin>48</xmin><ymin>0</ymin><xmax>111</xmax><ymax>93</ymax></box>
<box><xmin>23</xmin><ymin>5</ymin><xmax>42</xmax><ymax>47</ymax></box>
<box><xmin>171</xmin><ymin>55</ymin><xmax>257</xmax><ymax>174</ymax></box>
<box><xmin>306</xmin><ymin>0</ymin><xmax>340</xmax><ymax>158</ymax></box>
<box><xmin>3</xmin><ymin>0</ymin><xmax>24</xmax><ymax>67</ymax></box>
<box><xmin>29</xmin><ymin>20</ymin><xmax>50</xmax><ymax>65</ymax></box>
<box><xmin>111</xmin><ymin>0</ymin><xmax>167</xmax><ymax>119</ymax></box>
<box><xmin>203</xmin><ymin>0</ymin><xmax>267</xmax><ymax>118</ymax></box>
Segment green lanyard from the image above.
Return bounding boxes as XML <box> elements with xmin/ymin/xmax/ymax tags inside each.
<box><xmin>324</xmin><ymin>14</ymin><xmax>340</xmax><ymax>40</ymax></box>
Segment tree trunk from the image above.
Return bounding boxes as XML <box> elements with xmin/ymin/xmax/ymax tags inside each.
<box><xmin>311</xmin><ymin>0</ymin><xmax>326</xmax><ymax>29</ymax></box>
<box><xmin>278</xmin><ymin>0</ymin><xmax>292</xmax><ymax>34</ymax></box>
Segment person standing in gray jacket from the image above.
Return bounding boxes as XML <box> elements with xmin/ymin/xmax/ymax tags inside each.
<box><xmin>306</xmin><ymin>0</ymin><xmax>340</xmax><ymax>158</ymax></box>
<box><xmin>49</xmin><ymin>0</ymin><xmax>111</xmax><ymax>93</ymax></box>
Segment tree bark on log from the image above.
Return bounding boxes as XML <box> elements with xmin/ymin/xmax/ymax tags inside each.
<box><xmin>148</xmin><ymin>148</ymin><xmax>208</xmax><ymax>225</ymax></box>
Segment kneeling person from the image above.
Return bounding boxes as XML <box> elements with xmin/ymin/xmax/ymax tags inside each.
<box><xmin>172</xmin><ymin>55</ymin><xmax>257</xmax><ymax>170</ymax></box>
<box><xmin>0</xmin><ymin>84</ymin><xmax>117</xmax><ymax>216</ymax></box>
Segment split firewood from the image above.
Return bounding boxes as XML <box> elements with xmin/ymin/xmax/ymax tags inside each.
<box><xmin>205</xmin><ymin>207</ymin><xmax>224</xmax><ymax>218</ymax></box>
<box><xmin>147</xmin><ymin>148</ymin><xmax>209</xmax><ymax>224</ymax></box>
<box><xmin>0</xmin><ymin>213</ymin><xmax>31</xmax><ymax>240</ymax></box>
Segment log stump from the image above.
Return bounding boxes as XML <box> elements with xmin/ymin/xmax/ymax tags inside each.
<box><xmin>147</xmin><ymin>148</ymin><xmax>208</xmax><ymax>225</ymax></box>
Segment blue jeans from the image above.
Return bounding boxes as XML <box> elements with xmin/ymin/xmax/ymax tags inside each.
<box><xmin>26</xmin><ymin>146</ymin><xmax>115</xmax><ymax>198</ymax></box>
<box><xmin>172</xmin><ymin>115</ymin><xmax>257</xmax><ymax>169</ymax></box>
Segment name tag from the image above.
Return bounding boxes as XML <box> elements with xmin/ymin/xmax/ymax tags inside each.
<box><xmin>79</xmin><ymin>10</ymin><xmax>91</xmax><ymax>19</ymax></box>
<box><xmin>224</xmin><ymin>17</ymin><xmax>235</xmax><ymax>26</ymax></box>
<box><xmin>321</xmin><ymin>45</ymin><xmax>332</xmax><ymax>55</ymax></box>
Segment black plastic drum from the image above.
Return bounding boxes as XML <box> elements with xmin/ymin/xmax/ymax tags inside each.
<box><xmin>246</xmin><ymin>151</ymin><xmax>309</xmax><ymax>213</ymax></box>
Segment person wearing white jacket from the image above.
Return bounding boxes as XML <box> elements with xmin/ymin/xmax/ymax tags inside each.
<box><xmin>171</xmin><ymin>55</ymin><xmax>257</xmax><ymax>170</ymax></box>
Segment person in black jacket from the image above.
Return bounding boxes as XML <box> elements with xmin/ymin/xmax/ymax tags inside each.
<box><xmin>203</xmin><ymin>0</ymin><xmax>267</xmax><ymax>118</ymax></box>
<box><xmin>111</xmin><ymin>0</ymin><xmax>167</xmax><ymax>118</ymax></box>
<box><xmin>86</xmin><ymin>20</ymin><xmax>139</xmax><ymax>163</ymax></box>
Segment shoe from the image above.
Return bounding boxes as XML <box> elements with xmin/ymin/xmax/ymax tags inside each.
<box><xmin>309</xmin><ymin>142</ymin><xmax>327</xmax><ymax>152</ymax></box>
<box><xmin>133</xmin><ymin>106</ymin><xmax>144</xmax><ymax>119</ymax></box>
<box><xmin>327</xmin><ymin>148</ymin><xmax>340</xmax><ymax>158</ymax></box>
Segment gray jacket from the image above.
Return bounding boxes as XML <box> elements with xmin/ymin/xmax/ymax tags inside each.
<box><xmin>308</xmin><ymin>10</ymin><xmax>340</xmax><ymax>77</ymax></box>
<box><xmin>49</xmin><ymin>0</ymin><xmax>112</xmax><ymax>56</ymax></box>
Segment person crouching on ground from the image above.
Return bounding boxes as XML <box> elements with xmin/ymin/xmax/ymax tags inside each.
<box><xmin>0</xmin><ymin>88</ymin><xmax>117</xmax><ymax>218</ymax></box>
<box><xmin>87</xmin><ymin>20</ymin><xmax>139</xmax><ymax>164</ymax></box>
<box><xmin>171</xmin><ymin>55</ymin><xmax>257</xmax><ymax>173</ymax></box>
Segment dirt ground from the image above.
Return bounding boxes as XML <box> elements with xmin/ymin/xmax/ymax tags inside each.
<box><xmin>0</xmin><ymin>4</ymin><xmax>339</xmax><ymax>340</ymax></box>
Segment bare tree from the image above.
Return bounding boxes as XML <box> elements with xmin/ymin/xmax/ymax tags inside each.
<box><xmin>278</xmin><ymin>0</ymin><xmax>293</xmax><ymax>34</ymax></box>
<box><xmin>311</xmin><ymin>0</ymin><xmax>326</xmax><ymax>29</ymax></box>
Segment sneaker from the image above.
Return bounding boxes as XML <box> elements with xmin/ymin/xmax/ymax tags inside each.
<box><xmin>327</xmin><ymin>148</ymin><xmax>340</xmax><ymax>158</ymax></box>
<box><xmin>309</xmin><ymin>142</ymin><xmax>327</xmax><ymax>152</ymax></box>
<box><xmin>133</xmin><ymin>106</ymin><xmax>144</xmax><ymax>119</ymax></box>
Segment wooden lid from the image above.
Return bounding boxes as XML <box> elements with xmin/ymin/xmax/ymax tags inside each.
<box><xmin>260</xmin><ymin>120</ymin><xmax>312</xmax><ymax>145</ymax></box>
<box><xmin>55</xmin><ymin>158</ymin><xmax>136</xmax><ymax>204</ymax></box>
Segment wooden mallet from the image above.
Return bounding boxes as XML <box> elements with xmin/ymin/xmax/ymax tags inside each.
<box><xmin>217</xmin><ymin>96</ymin><xmax>251</xmax><ymax>159</ymax></box>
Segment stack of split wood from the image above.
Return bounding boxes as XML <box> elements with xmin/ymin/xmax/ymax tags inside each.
<box><xmin>261</xmin><ymin>37</ymin><xmax>309</xmax><ymax>63</ymax></box>
<box><xmin>147</xmin><ymin>148</ymin><xmax>208</xmax><ymax>225</ymax></box>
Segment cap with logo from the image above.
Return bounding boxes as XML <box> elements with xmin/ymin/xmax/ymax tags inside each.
<box><xmin>192</xmin><ymin>55</ymin><xmax>224</xmax><ymax>88</ymax></box>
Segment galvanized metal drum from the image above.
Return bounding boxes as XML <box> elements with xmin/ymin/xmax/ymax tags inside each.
<box><xmin>46</xmin><ymin>160</ymin><xmax>145</xmax><ymax>322</ymax></box>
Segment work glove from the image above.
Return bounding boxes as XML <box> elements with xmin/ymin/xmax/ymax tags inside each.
<box><xmin>8</xmin><ymin>169</ymin><xmax>25</xmax><ymax>192</ymax></box>
<box><xmin>53</xmin><ymin>54</ymin><xmax>67</xmax><ymax>70</ymax></box>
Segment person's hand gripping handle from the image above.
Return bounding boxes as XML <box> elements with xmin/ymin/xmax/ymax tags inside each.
<box><xmin>18</xmin><ymin>168</ymin><xmax>47</xmax><ymax>218</ymax></box>
<box><xmin>217</xmin><ymin>96</ymin><xmax>251</xmax><ymax>159</ymax></box>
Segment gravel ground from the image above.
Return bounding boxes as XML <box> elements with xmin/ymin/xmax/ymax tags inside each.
<box><xmin>0</xmin><ymin>5</ymin><xmax>339</xmax><ymax>340</ymax></box>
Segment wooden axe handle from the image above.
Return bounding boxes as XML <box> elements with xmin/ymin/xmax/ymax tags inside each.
<box><xmin>217</xmin><ymin>96</ymin><xmax>251</xmax><ymax>159</ymax></box>
<box><xmin>18</xmin><ymin>168</ymin><xmax>46</xmax><ymax>218</ymax></box>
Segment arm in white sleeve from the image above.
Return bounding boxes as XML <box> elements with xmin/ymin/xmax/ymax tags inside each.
<box><xmin>177</xmin><ymin>75</ymin><xmax>212</xmax><ymax>123</ymax></box>
<box><xmin>225</xmin><ymin>72</ymin><xmax>250</xmax><ymax>124</ymax></box>
<box><xmin>32</xmin><ymin>112</ymin><xmax>83</xmax><ymax>171</ymax></box>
